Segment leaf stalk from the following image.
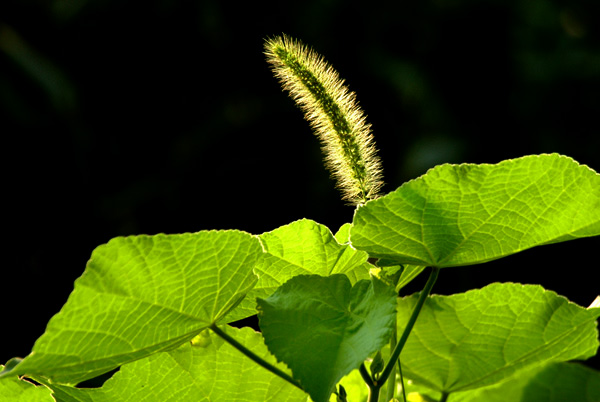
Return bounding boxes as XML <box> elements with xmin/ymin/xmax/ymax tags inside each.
<box><xmin>385</xmin><ymin>319</ymin><xmax>398</xmax><ymax>401</ymax></box>
<box><xmin>209</xmin><ymin>323</ymin><xmax>303</xmax><ymax>392</ymax></box>
<box><xmin>378</xmin><ymin>267</ymin><xmax>440</xmax><ymax>385</ymax></box>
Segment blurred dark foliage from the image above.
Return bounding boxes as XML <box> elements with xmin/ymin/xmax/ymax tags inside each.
<box><xmin>1</xmin><ymin>0</ymin><xmax>599</xmax><ymax>370</ymax></box>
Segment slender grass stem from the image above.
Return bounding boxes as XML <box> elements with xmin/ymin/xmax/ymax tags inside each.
<box><xmin>378</xmin><ymin>267</ymin><xmax>440</xmax><ymax>385</ymax></box>
<box><xmin>209</xmin><ymin>323</ymin><xmax>303</xmax><ymax>391</ymax></box>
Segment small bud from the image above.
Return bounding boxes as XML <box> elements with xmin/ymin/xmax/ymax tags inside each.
<box><xmin>336</xmin><ymin>384</ymin><xmax>348</xmax><ymax>402</ymax></box>
<box><xmin>370</xmin><ymin>350</ymin><xmax>385</xmax><ymax>379</ymax></box>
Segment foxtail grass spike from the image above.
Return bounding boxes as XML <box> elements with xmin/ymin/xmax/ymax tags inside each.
<box><xmin>265</xmin><ymin>34</ymin><xmax>384</xmax><ymax>205</ymax></box>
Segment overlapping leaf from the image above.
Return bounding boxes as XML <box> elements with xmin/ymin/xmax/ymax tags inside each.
<box><xmin>0</xmin><ymin>366</ymin><xmax>53</xmax><ymax>402</ymax></box>
<box><xmin>228</xmin><ymin>219</ymin><xmax>371</xmax><ymax>322</ymax></box>
<box><xmin>3</xmin><ymin>231</ymin><xmax>263</xmax><ymax>384</ymax></box>
<box><xmin>351</xmin><ymin>154</ymin><xmax>600</xmax><ymax>267</ymax></box>
<box><xmin>257</xmin><ymin>274</ymin><xmax>397</xmax><ymax>402</ymax></box>
<box><xmin>397</xmin><ymin>283</ymin><xmax>600</xmax><ymax>393</ymax></box>
<box><xmin>339</xmin><ymin>222</ymin><xmax>426</xmax><ymax>292</ymax></box>
<box><xmin>45</xmin><ymin>327</ymin><xmax>307</xmax><ymax>402</ymax></box>
<box><xmin>449</xmin><ymin>362</ymin><xmax>600</xmax><ymax>402</ymax></box>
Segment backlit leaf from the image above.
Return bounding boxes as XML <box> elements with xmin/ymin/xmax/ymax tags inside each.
<box><xmin>46</xmin><ymin>327</ymin><xmax>307</xmax><ymax>402</ymax></box>
<box><xmin>228</xmin><ymin>219</ymin><xmax>370</xmax><ymax>322</ymax></box>
<box><xmin>351</xmin><ymin>154</ymin><xmax>600</xmax><ymax>267</ymax></box>
<box><xmin>3</xmin><ymin>231</ymin><xmax>262</xmax><ymax>384</ymax></box>
<box><xmin>0</xmin><ymin>367</ymin><xmax>53</xmax><ymax>402</ymax></box>
<box><xmin>397</xmin><ymin>283</ymin><xmax>600</xmax><ymax>393</ymax></box>
<box><xmin>450</xmin><ymin>362</ymin><xmax>600</xmax><ymax>402</ymax></box>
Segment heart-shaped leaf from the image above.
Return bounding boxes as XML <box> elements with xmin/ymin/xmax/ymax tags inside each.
<box><xmin>449</xmin><ymin>362</ymin><xmax>600</xmax><ymax>402</ymax></box>
<box><xmin>257</xmin><ymin>274</ymin><xmax>396</xmax><ymax>402</ymax></box>
<box><xmin>397</xmin><ymin>283</ymin><xmax>600</xmax><ymax>393</ymax></box>
<box><xmin>45</xmin><ymin>327</ymin><xmax>307</xmax><ymax>402</ymax></box>
<box><xmin>228</xmin><ymin>219</ymin><xmax>370</xmax><ymax>322</ymax></box>
<box><xmin>351</xmin><ymin>154</ymin><xmax>600</xmax><ymax>267</ymax></box>
<box><xmin>4</xmin><ymin>231</ymin><xmax>263</xmax><ymax>384</ymax></box>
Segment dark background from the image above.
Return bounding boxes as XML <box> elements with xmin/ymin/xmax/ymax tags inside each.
<box><xmin>2</xmin><ymin>0</ymin><xmax>599</xmax><ymax>370</ymax></box>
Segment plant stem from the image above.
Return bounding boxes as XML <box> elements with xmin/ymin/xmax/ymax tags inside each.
<box><xmin>385</xmin><ymin>322</ymin><xmax>398</xmax><ymax>402</ymax></box>
<box><xmin>359</xmin><ymin>363</ymin><xmax>375</xmax><ymax>388</ymax></box>
<box><xmin>360</xmin><ymin>363</ymin><xmax>382</xmax><ymax>402</ymax></box>
<box><xmin>209</xmin><ymin>323</ymin><xmax>303</xmax><ymax>391</ymax></box>
<box><xmin>397</xmin><ymin>359</ymin><xmax>406</xmax><ymax>402</ymax></box>
<box><xmin>377</xmin><ymin>267</ymin><xmax>440</xmax><ymax>385</ymax></box>
<box><xmin>439</xmin><ymin>391</ymin><xmax>449</xmax><ymax>402</ymax></box>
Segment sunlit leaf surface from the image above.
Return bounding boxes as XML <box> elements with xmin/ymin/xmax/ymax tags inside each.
<box><xmin>0</xmin><ymin>367</ymin><xmax>53</xmax><ymax>402</ymax></box>
<box><xmin>449</xmin><ymin>362</ymin><xmax>600</xmax><ymax>402</ymax></box>
<box><xmin>351</xmin><ymin>154</ymin><xmax>600</xmax><ymax>267</ymax></box>
<box><xmin>397</xmin><ymin>283</ymin><xmax>600</xmax><ymax>393</ymax></box>
<box><xmin>228</xmin><ymin>219</ymin><xmax>370</xmax><ymax>322</ymax></box>
<box><xmin>5</xmin><ymin>231</ymin><xmax>263</xmax><ymax>384</ymax></box>
<box><xmin>47</xmin><ymin>327</ymin><xmax>307</xmax><ymax>402</ymax></box>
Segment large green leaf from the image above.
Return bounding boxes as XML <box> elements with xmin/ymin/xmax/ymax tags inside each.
<box><xmin>228</xmin><ymin>219</ymin><xmax>370</xmax><ymax>322</ymax></box>
<box><xmin>0</xmin><ymin>367</ymin><xmax>53</xmax><ymax>402</ymax></box>
<box><xmin>45</xmin><ymin>327</ymin><xmax>307</xmax><ymax>402</ymax></box>
<box><xmin>257</xmin><ymin>274</ymin><xmax>396</xmax><ymax>402</ymax></box>
<box><xmin>351</xmin><ymin>154</ymin><xmax>600</xmax><ymax>267</ymax></box>
<box><xmin>3</xmin><ymin>231</ymin><xmax>263</xmax><ymax>384</ymax></box>
<box><xmin>397</xmin><ymin>283</ymin><xmax>600</xmax><ymax>393</ymax></box>
<box><xmin>449</xmin><ymin>362</ymin><xmax>600</xmax><ymax>402</ymax></box>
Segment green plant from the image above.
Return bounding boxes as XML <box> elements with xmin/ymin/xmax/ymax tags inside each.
<box><xmin>1</xmin><ymin>34</ymin><xmax>599</xmax><ymax>402</ymax></box>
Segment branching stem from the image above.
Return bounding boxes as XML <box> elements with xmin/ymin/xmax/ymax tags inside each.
<box><xmin>360</xmin><ymin>363</ymin><xmax>381</xmax><ymax>402</ymax></box>
<box><xmin>362</xmin><ymin>267</ymin><xmax>439</xmax><ymax>402</ymax></box>
<box><xmin>209</xmin><ymin>323</ymin><xmax>303</xmax><ymax>391</ymax></box>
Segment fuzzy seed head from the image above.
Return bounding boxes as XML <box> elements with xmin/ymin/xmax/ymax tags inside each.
<box><xmin>265</xmin><ymin>34</ymin><xmax>384</xmax><ymax>205</ymax></box>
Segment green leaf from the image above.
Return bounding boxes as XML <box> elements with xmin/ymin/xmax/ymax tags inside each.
<box><xmin>0</xmin><ymin>368</ymin><xmax>53</xmax><ymax>402</ymax></box>
<box><xmin>257</xmin><ymin>274</ymin><xmax>397</xmax><ymax>402</ymax></box>
<box><xmin>334</xmin><ymin>223</ymin><xmax>352</xmax><ymax>243</ymax></box>
<box><xmin>5</xmin><ymin>231</ymin><xmax>263</xmax><ymax>384</ymax></box>
<box><xmin>228</xmin><ymin>219</ymin><xmax>371</xmax><ymax>322</ymax></box>
<box><xmin>351</xmin><ymin>154</ymin><xmax>600</xmax><ymax>267</ymax></box>
<box><xmin>371</xmin><ymin>260</ymin><xmax>426</xmax><ymax>292</ymax></box>
<box><xmin>395</xmin><ymin>265</ymin><xmax>426</xmax><ymax>291</ymax></box>
<box><xmin>397</xmin><ymin>283</ymin><xmax>600</xmax><ymax>393</ymax></box>
<box><xmin>450</xmin><ymin>362</ymin><xmax>600</xmax><ymax>402</ymax></box>
<box><xmin>46</xmin><ymin>327</ymin><xmax>307</xmax><ymax>402</ymax></box>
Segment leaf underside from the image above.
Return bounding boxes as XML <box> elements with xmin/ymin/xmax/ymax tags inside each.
<box><xmin>448</xmin><ymin>362</ymin><xmax>600</xmax><ymax>402</ymax></box>
<box><xmin>228</xmin><ymin>219</ymin><xmax>371</xmax><ymax>322</ymax></box>
<box><xmin>397</xmin><ymin>282</ymin><xmax>600</xmax><ymax>394</ymax></box>
<box><xmin>351</xmin><ymin>154</ymin><xmax>600</xmax><ymax>267</ymax></box>
<box><xmin>4</xmin><ymin>231</ymin><xmax>263</xmax><ymax>384</ymax></box>
<box><xmin>46</xmin><ymin>327</ymin><xmax>307</xmax><ymax>402</ymax></box>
